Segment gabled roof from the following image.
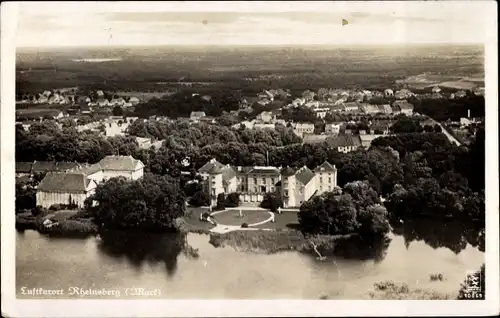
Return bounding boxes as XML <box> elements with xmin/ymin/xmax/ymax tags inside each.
<box><xmin>16</xmin><ymin>162</ymin><xmax>33</xmax><ymax>173</ymax></box>
<box><xmin>98</xmin><ymin>155</ymin><xmax>143</xmax><ymax>171</ymax></box>
<box><xmin>190</xmin><ymin>111</ymin><xmax>206</xmax><ymax>118</ymax></box>
<box><xmin>32</xmin><ymin>161</ymin><xmax>57</xmax><ymax>173</ymax></box>
<box><xmin>393</xmin><ymin>100</ymin><xmax>414</xmax><ymax>110</ymax></box>
<box><xmin>77</xmin><ymin>163</ymin><xmax>102</xmax><ymax>176</ymax></box>
<box><xmin>295</xmin><ymin>166</ymin><xmax>315</xmax><ymax>185</ymax></box>
<box><xmin>313</xmin><ymin>161</ymin><xmax>337</xmax><ymax>173</ymax></box>
<box><xmin>55</xmin><ymin>162</ymin><xmax>83</xmax><ymax>172</ymax></box>
<box><xmin>37</xmin><ymin>172</ymin><xmax>93</xmax><ymax>193</ymax></box>
<box><xmin>326</xmin><ymin>135</ymin><xmax>362</xmax><ymax>148</ymax></box>
<box><xmin>247</xmin><ymin>167</ymin><xmax>281</xmax><ymax>175</ymax></box>
<box><xmin>221</xmin><ymin>166</ymin><xmax>238</xmax><ymax>181</ymax></box>
<box><xmin>198</xmin><ymin>159</ymin><xmax>225</xmax><ymax>174</ymax></box>
<box><xmin>281</xmin><ymin>167</ymin><xmax>297</xmax><ymax>177</ymax></box>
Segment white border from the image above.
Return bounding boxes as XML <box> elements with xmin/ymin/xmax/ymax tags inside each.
<box><xmin>2</xmin><ymin>1</ymin><xmax>499</xmax><ymax>317</ymax></box>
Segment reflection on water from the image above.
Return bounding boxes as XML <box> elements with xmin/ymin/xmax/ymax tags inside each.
<box><xmin>97</xmin><ymin>230</ymin><xmax>185</xmax><ymax>277</ymax></box>
<box><xmin>16</xmin><ymin>219</ymin><xmax>484</xmax><ymax>299</ymax></box>
<box><xmin>391</xmin><ymin>217</ymin><xmax>485</xmax><ymax>254</ymax></box>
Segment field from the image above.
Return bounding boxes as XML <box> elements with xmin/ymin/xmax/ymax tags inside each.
<box><xmin>16</xmin><ymin>44</ymin><xmax>484</xmax><ymax>95</ymax></box>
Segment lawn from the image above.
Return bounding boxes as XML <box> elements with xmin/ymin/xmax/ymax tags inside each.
<box><xmin>210</xmin><ymin>209</ymin><xmax>270</xmax><ymax>226</ymax></box>
<box><xmin>184</xmin><ymin>207</ymin><xmax>300</xmax><ymax>231</ymax></box>
<box><xmin>184</xmin><ymin>207</ymin><xmax>215</xmax><ymax>232</ymax></box>
<box><xmin>253</xmin><ymin>210</ymin><xmax>300</xmax><ymax>230</ymax></box>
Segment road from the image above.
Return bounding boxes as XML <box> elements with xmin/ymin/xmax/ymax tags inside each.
<box><xmin>427</xmin><ymin>117</ymin><xmax>462</xmax><ymax>146</ymax></box>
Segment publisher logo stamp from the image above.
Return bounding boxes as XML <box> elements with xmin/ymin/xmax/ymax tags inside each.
<box><xmin>463</xmin><ymin>270</ymin><xmax>484</xmax><ymax>299</ymax></box>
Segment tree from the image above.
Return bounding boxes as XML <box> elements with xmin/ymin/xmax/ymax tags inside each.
<box><xmin>260</xmin><ymin>193</ymin><xmax>283</xmax><ymax>212</ymax></box>
<box><xmin>357</xmin><ymin>204</ymin><xmax>391</xmax><ymax>237</ymax></box>
<box><xmin>343</xmin><ymin>180</ymin><xmax>381</xmax><ymax>211</ymax></box>
<box><xmin>390</xmin><ymin>117</ymin><xmax>423</xmax><ymax>134</ymax></box>
<box><xmin>113</xmin><ymin>106</ymin><xmax>124</xmax><ymax>116</ymax></box>
<box><xmin>189</xmin><ymin>190</ymin><xmax>209</xmax><ymax>207</ymax></box>
<box><xmin>216</xmin><ymin>193</ymin><xmax>226</xmax><ymax>210</ymax></box>
<box><xmin>87</xmin><ymin>174</ymin><xmax>185</xmax><ymax>231</ymax></box>
<box><xmin>298</xmin><ymin>192</ymin><xmax>359</xmax><ymax>235</ymax></box>
<box><xmin>225</xmin><ymin>192</ymin><xmax>241</xmax><ymax>208</ymax></box>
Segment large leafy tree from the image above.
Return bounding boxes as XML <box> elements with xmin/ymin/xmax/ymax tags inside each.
<box><xmin>87</xmin><ymin>174</ymin><xmax>185</xmax><ymax>231</ymax></box>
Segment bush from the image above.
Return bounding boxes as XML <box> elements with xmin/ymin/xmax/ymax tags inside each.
<box><xmin>216</xmin><ymin>193</ymin><xmax>226</xmax><ymax>210</ymax></box>
<box><xmin>15</xmin><ymin>214</ymin><xmax>38</xmax><ymax>231</ymax></box>
<box><xmin>225</xmin><ymin>192</ymin><xmax>241</xmax><ymax>208</ymax></box>
<box><xmin>32</xmin><ymin>206</ymin><xmax>51</xmax><ymax>217</ymax></box>
<box><xmin>189</xmin><ymin>190</ymin><xmax>210</xmax><ymax>207</ymax></box>
<box><xmin>260</xmin><ymin>193</ymin><xmax>283</xmax><ymax>212</ymax></box>
<box><xmin>430</xmin><ymin>273</ymin><xmax>444</xmax><ymax>281</ymax></box>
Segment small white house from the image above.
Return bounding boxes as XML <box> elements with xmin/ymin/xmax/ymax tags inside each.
<box><xmin>98</xmin><ymin>155</ymin><xmax>144</xmax><ymax>181</ymax></box>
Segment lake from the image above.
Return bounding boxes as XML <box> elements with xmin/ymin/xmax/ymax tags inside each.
<box><xmin>16</xmin><ymin>220</ymin><xmax>484</xmax><ymax>299</ymax></box>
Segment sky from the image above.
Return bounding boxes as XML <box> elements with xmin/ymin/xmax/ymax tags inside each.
<box><xmin>13</xmin><ymin>1</ymin><xmax>495</xmax><ymax>47</ymax></box>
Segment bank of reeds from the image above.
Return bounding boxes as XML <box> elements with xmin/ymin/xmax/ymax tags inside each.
<box><xmin>16</xmin><ymin>210</ymin><xmax>98</xmax><ymax>237</ymax></box>
<box><xmin>368</xmin><ymin>281</ymin><xmax>454</xmax><ymax>300</ymax></box>
<box><xmin>209</xmin><ymin>229</ymin><xmax>355</xmax><ymax>254</ymax></box>
<box><xmin>38</xmin><ymin>219</ymin><xmax>98</xmax><ymax>237</ymax></box>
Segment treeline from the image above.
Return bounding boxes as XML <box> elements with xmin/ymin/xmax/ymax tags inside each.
<box><xmin>410</xmin><ymin>95</ymin><xmax>485</xmax><ymax>121</ymax></box>
<box><xmin>132</xmin><ymin>90</ymin><xmax>242</xmax><ymax>118</ymax></box>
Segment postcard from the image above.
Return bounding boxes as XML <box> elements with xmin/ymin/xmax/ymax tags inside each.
<box><xmin>1</xmin><ymin>1</ymin><xmax>498</xmax><ymax>317</ymax></box>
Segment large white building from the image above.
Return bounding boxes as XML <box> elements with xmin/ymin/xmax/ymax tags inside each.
<box><xmin>198</xmin><ymin>159</ymin><xmax>337</xmax><ymax>208</ymax></box>
<box><xmin>36</xmin><ymin>172</ymin><xmax>97</xmax><ymax>208</ymax></box>
<box><xmin>36</xmin><ymin>156</ymin><xmax>144</xmax><ymax>208</ymax></box>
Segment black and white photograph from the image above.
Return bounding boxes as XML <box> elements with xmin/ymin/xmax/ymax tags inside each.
<box><xmin>1</xmin><ymin>1</ymin><xmax>498</xmax><ymax>317</ymax></box>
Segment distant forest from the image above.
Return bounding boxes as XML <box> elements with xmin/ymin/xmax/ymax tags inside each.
<box><xmin>16</xmin><ymin>45</ymin><xmax>484</xmax><ymax>96</ymax></box>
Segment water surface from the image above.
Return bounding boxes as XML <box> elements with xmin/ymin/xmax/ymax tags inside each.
<box><xmin>16</xmin><ymin>220</ymin><xmax>484</xmax><ymax>299</ymax></box>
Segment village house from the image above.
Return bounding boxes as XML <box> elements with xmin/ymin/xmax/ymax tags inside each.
<box><xmin>199</xmin><ymin>158</ymin><xmax>337</xmax><ymax>208</ymax></box>
<box><xmin>105</xmin><ymin>121</ymin><xmax>130</xmax><ymax>137</ymax></box>
<box><xmin>129</xmin><ymin>97</ymin><xmax>141</xmax><ymax>105</ymax></box>
<box><xmin>343</xmin><ymin>102</ymin><xmax>360</xmax><ymax>113</ymax></box>
<box><xmin>384</xmin><ymin>89</ymin><xmax>394</xmax><ymax>97</ymax></box>
<box><xmin>36</xmin><ymin>172</ymin><xmax>97</xmax><ymax>208</ymax></box>
<box><xmin>16</xmin><ymin>162</ymin><xmax>33</xmax><ymax>177</ymax></box>
<box><xmin>302</xmin><ymin>134</ymin><xmax>329</xmax><ymax>144</ymax></box>
<box><xmin>110</xmin><ymin>97</ymin><xmax>126</xmax><ymax>107</ymax></box>
<box><xmin>360</xmin><ymin>103</ymin><xmax>380</xmax><ymax>115</ymax></box>
<box><xmin>190</xmin><ymin>111</ymin><xmax>206</xmax><ymax>122</ymax></box>
<box><xmin>432</xmin><ymin>86</ymin><xmax>442</xmax><ymax>94</ymax></box>
<box><xmin>292</xmin><ymin>98</ymin><xmax>306</xmax><ymax>107</ymax></box>
<box><xmin>370</xmin><ymin>122</ymin><xmax>391</xmax><ymax>135</ymax></box>
<box><xmin>325</xmin><ymin>123</ymin><xmax>341</xmax><ymax>135</ymax></box>
<box><xmin>313</xmin><ymin>108</ymin><xmax>328</xmax><ymax>119</ymax></box>
<box><xmin>256</xmin><ymin>111</ymin><xmax>274</xmax><ymax>123</ymax></box>
<box><xmin>393</xmin><ymin>100</ymin><xmax>414</xmax><ymax>116</ymax></box>
<box><xmin>377</xmin><ymin>104</ymin><xmax>393</xmax><ymax>114</ymax></box>
<box><xmin>395</xmin><ymin>89</ymin><xmax>414</xmax><ymax>100</ymax></box>
<box><xmin>325</xmin><ymin>134</ymin><xmax>362</xmax><ymax>153</ymax></box>
<box><xmin>454</xmin><ymin>90</ymin><xmax>468</xmax><ymax>99</ymax></box>
<box><xmin>292</xmin><ymin>123</ymin><xmax>315</xmax><ymax>138</ymax></box>
<box><xmin>305</xmin><ymin>101</ymin><xmax>320</xmax><ymax>108</ymax></box>
<box><xmin>74</xmin><ymin>155</ymin><xmax>145</xmax><ymax>184</ymax></box>
<box><xmin>32</xmin><ymin>161</ymin><xmax>57</xmax><ymax>175</ymax></box>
